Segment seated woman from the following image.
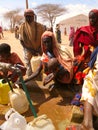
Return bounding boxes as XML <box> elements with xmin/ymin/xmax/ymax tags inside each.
<box><xmin>66</xmin><ymin>45</ymin><xmax>98</xmax><ymax>130</ymax></box>
<box><xmin>0</xmin><ymin>43</ymin><xmax>26</xmax><ymax>82</ymax></box>
<box><xmin>24</xmin><ymin>30</ymin><xmax>73</xmax><ymax>87</ymax></box>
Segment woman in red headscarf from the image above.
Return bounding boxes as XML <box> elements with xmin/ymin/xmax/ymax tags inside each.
<box><xmin>72</xmin><ymin>9</ymin><xmax>98</xmax><ymax>85</ymax></box>
<box><xmin>24</xmin><ymin>30</ymin><xmax>73</xmax><ymax>88</ymax></box>
<box><xmin>74</xmin><ymin>9</ymin><xmax>98</xmax><ymax>57</ymax></box>
<box><xmin>66</xmin><ymin>9</ymin><xmax>98</xmax><ymax>130</ymax></box>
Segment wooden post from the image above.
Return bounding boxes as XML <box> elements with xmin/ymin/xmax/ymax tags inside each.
<box><xmin>26</xmin><ymin>0</ymin><xmax>28</xmax><ymax>9</ymax></box>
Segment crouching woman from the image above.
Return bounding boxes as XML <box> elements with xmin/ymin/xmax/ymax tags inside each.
<box><xmin>24</xmin><ymin>30</ymin><xmax>73</xmax><ymax>87</ymax></box>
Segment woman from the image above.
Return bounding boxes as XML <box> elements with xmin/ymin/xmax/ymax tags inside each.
<box><xmin>73</xmin><ymin>9</ymin><xmax>98</xmax><ymax>58</ymax></box>
<box><xmin>72</xmin><ymin>9</ymin><xmax>98</xmax><ymax>85</ymax></box>
<box><xmin>67</xmin><ymin>45</ymin><xmax>98</xmax><ymax>130</ymax></box>
<box><xmin>69</xmin><ymin>26</ymin><xmax>75</xmax><ymax>46</ymax></box>
<box><xmin>24</xmin><ymin>30</ymin><xmax>73</xmax><ymax>87</ymax></box>
<box><xmin>80</xmin><ymin>45</ymin><xmax>98</xmax><ymax>130</ymax></box>
<box><xmin>66</xmin><ymin>8</ymin><xmax>98</xmax><ymax>130</ymax></box>
<box><xmin>19</xmin><ymin>9</ymin><xmax>44</xmax><ymax>77</ymax></box>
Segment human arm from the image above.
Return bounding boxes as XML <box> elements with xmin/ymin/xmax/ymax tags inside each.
<box><xmin>73</xmin><ymin>28</ymin><xmax>84</xmax><ymax>56</ymax></box>
<box><xmin>83</xmin><ymin>67</ymin><xmax>90</xmax><ymax>75</ymax></box>
<box><xmin>24</xmin><ymin>61</ymin><xmax>43</xmax><ymax>83</ymax></box>
<box><xmin>43</xmin><ymin>73</ymin><xmax>55</xmax><ymax>86</ymax></box>
<box><xmin>10</xmin><ymin>52</ymin><xmax>26</xmax><ymax>76</ymax></box>
<box><xmin>43</xmin><ymin>59</ymin><xmax>65</xmax><ymax>86</ymax></box>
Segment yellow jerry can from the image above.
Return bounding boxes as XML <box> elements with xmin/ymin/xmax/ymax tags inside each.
<box><xmin>0</xmin><ymin>79</ymin><xmax>11</xmax><ymax>105</ymax></box>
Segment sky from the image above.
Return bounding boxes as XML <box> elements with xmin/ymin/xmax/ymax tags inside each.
<box><xmin>0</xmin><ymin>0</ymin><xmax>98</xmax><ymax>28</ymax></box>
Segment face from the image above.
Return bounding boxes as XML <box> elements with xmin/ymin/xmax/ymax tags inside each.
<box><xmin>0</xmin><ymin>53</ymin><xmax>10</xmax><ymax>61</ymax></box>
<box><xmin>89</xmin><ymin>11</ymin><xmax>98</xmax><ymax>26</ymax></box>
<box><xmin>25</xmin><ymin>15</ymin><xmax>34</xmax><ymax>23</ymax></box>
<box><xmin>42</xmin><ymin>36</ymin><xmax>52</xmax><ymax>51</ymax></box>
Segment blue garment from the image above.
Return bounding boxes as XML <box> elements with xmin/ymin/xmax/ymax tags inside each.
<box><xmin>88</xmin><ymin>46</ymin><xmax>98</xmax><ymax>69</ymax></box>
<box><xmin>71</xmin><ymin>93</ymin><xmax>81</xmax><ymax>106</ymax></box>
<box><xmin>47</xmin><ymin>51</ymin><xmax>54</xmax><ymax>58</ymax></box>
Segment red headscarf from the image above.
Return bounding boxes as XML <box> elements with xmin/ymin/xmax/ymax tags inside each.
<box><xmin>73</xmin><ymin>9</ymin><xmax>98</xmax><ymax>56</ymax></box>
<box><xmin>89</xmin><ymin>9</ymin><xmax>98</xmax><ymax>32</ymax></box>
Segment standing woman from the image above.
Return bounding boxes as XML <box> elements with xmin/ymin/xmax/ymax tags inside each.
<box><xmin>73</xmin><ymin>9</ymin><xmax>98</xmax><ymax>59</ymax></box>
<box><xmin>55</xmin><ymin>24</ymin><xmax>62</xmax><ymax>43</ymax></box>
<box><xmin>69</xmin><ymin>26</ymin><xmax>75</xmax><ymax>46</ymax></box>
<box><xmin>19</xmin><ymin>9</ymin><xmax>44</xmax><ymax>77</ymax></box>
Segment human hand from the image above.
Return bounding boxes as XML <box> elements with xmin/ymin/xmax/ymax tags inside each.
<box><xmin>43</xmin><ymin>73</ymin><xmax>54</xmax><ymax>86</ymax></box>
<box><xmin>83</xmin><ymin>67</ymin><xmax>90</xmax><ymax>75</ymax></box>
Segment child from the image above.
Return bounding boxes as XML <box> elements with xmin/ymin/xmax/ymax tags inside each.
<box><xmin>0</xmin><ymin>43</ymin><xmax>26</xmax><ymax>82</ymax></box>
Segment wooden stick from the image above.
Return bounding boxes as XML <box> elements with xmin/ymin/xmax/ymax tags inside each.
<box><xmin>26</xmin><ymin>0</ymin><xmax>28</xmax><ymax>9</ymax></box>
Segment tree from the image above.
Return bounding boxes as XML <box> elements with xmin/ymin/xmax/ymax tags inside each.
<box><xmin>3</xmin><ymin>8</ymin><xmax>24</xmax><ymax>32</ymax></box>
<box><xmin>34</xmin><ymin>4</ymin><xmax>67</xmax><ymax>28</ymax></box>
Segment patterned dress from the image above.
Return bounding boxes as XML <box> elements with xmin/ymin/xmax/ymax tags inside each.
<box><xmin>81</xmin><ymin>53</ymin><xmax>98</xmax><ymax>115</ymax></box>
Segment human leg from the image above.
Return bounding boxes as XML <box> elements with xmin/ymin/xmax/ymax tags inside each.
<box><xmin>65</xmin><ymin>101</ymin><xmax>94</xmax><ymax>130</ymax></box>
<box><xmin>23</xmin><ymin>48</ymin><xmax>33</xmax><ymax>77</ymax></box>
<box><xmin>82</xmin><ymin>101</ymin><xmax>94</xmax><ymax>130</ymax></box>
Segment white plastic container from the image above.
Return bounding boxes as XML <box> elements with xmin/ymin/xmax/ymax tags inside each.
<box><xmin>0</xmin><ymin>108</ymin><xmax>27</xmax><ymax>130</ymax></box>
<box><xmin>31</xmin><ymin>56</ymin><xmax>43</xmax><ymax>81</ymax></box>
<box><xmin>31</xmin><ymin>56</ymin><xmax>41</xmax><ymax>72</ymax></box>
<box><xmin>26</xmin><ymin>114</ymin><xmax>56</xmax><ymax>130</ymax></box>
<box><xmin>0</xmin><ymin>109</ymin><xmax>56</xmax><ymax>130</ymax></box>
<box><xmin>9</xmin><ymin>84</ymin><xmax>29</xmax><ymax>114</ymax></box>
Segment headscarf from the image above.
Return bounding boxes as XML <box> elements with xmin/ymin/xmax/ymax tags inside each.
<box><xmin>89</xmin><ymin>9</ymin><xmax>98</xmax><ymax>32</ymax></box>
<box><xmin>19</xmin><ymin>9</ymin><xmax>44</xmax><ymax>52</ymax></box>
<box><xmin>24</xmin><ymin>9</ymin><xmax>35</xmax><ymax>16</ymax></box>
<box><xmin>73</xmin><ymin>9</ymin><xmax>98</xmax><ymax>56</ymax></box>
<box><xmin>41</xmin><ymin>31</ymin><xmax>73</xmax><ymax>83</ymax></box>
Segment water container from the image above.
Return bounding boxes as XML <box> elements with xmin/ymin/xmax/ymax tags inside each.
<box><xmin>31</xmin><ymin>56</ymin><xmax>42</xmax><ymax>81</ymax></box>
<box><xmin>31</xmin><ymin>56</ymin><xmax>41</xmax><ymax>72</ymax></box>
<box><xmin>0</xmin><ymin>79</ymin><xmax>11</xmax><ymax>104</ymax></box>
<box><xmin>9</xmin><ymin>84</ymin><xmax>29</xmax><ymax>114</ymax></box>
<box><xmin>26</xmin><ymin>114</ymin><xmax>56</xmax><ymax>130</ymax></box>
<box><xmin>0</xmin><ymin>108</ymin><xmax>27</xmax><ymax>130</ymax></box>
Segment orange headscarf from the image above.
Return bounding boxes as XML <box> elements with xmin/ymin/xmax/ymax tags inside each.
<box><xmin>41</xmin><ymin>31</ymin><xmax>73</xmax><ymax>83</ymax></box>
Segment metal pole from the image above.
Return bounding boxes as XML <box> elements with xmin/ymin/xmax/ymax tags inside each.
<box><xmin>26</xmin><ymin>0</ymin><xmax>28</xmax><ymax>9</ymax></box>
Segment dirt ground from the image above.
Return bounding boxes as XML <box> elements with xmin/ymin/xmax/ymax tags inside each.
<box><xmin>0</xmin><ymin>31</ymin><xmax>97</xmax><ymax>130</ymax></box>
